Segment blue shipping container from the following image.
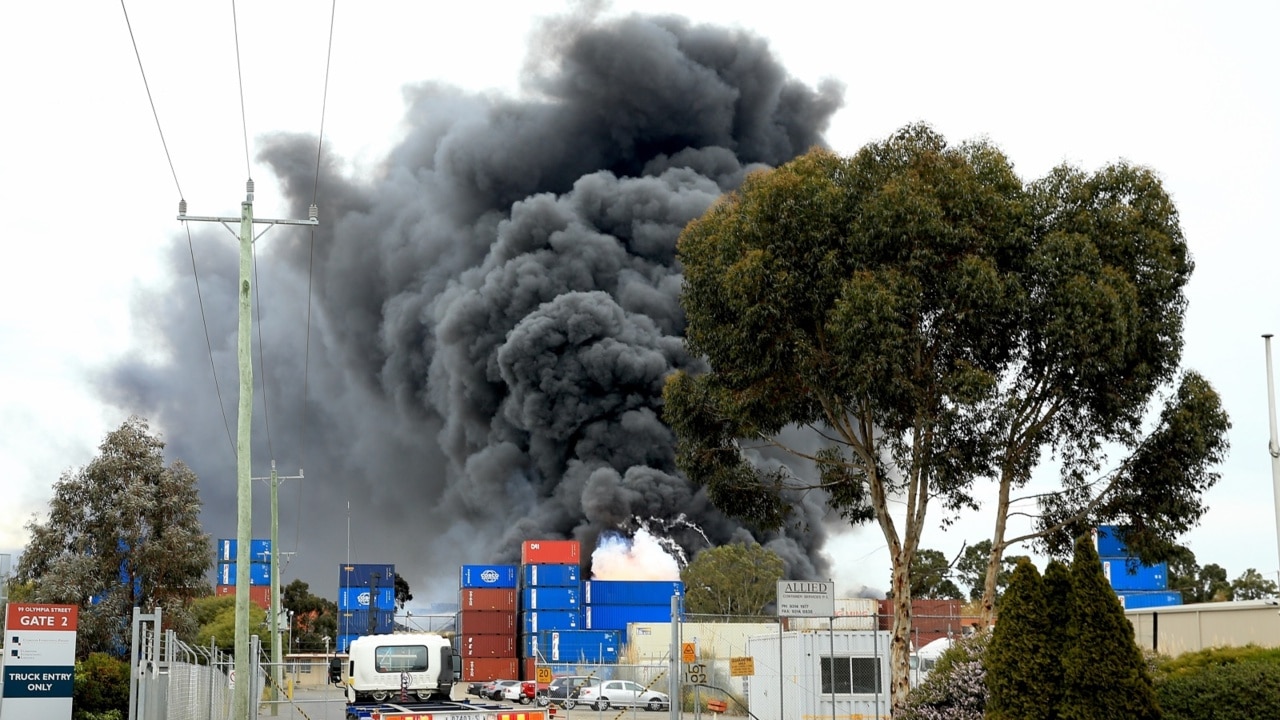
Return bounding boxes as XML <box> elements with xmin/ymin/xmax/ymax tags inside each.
<box><xmin>461</xmin><ymin>564</ymin><xmax>519</xmax><ymax>589</ymax></box>
<box><xmin>217</xmin><ymin>561</ymin><xmax>271</xmax><ymax>586</ymax></box>
<box><xmin>1118</xmin><ymin>591</ymin><xmax>1183</xmax><ymax>610</ymax></box>
<box><xmin>338</xmin><ymin>586</ymin><xmax>396</xmax><ymax>611</ymax></box>
<box><xmin>529</xmin><ymin>629</ymin><xmax>621</xmax><ymax>662</ymax></box>
<box><xmin>522</xmin><ymin>587</ymin><xmax>580</xmax><ymax>610</ymax></box>
<box><xmin>339</xmin><ymin>563</ymin><xmax>396</xmax><ymax>588</ymax></box>
<box><xmin>522</xmin><ymin>611</ymin><xmax>580</xmax><ymax>634</ymax></box>
<box><xmin>337</xmin><ymin>634</ymin><xmax>361</xmax><ymax>654</ymax></box>
<box><xmin>1103</xmin><ymin>558</ymin><xmax>1168</xmax><ymax>591</ymax></box>
<box><xmin>217</xmin><ymin>538</ymin><xmax>273</xmax><ymax>563</ymax></box>
<box><xmin>583</xmin><ymin>604</ymin><xmax>674</xmax><ymax>630</ymax></box>
<box><xmin>337</xmin><ymin>609</ymin><xmax>395</xmax><ymax>636</ymax></box>
<box><xmin>583</xmin><ymin>580</ymin><xmax>683</xmax><ymax>606</ymax></box>
<box><xmin>1094</xmin><ymin>526</ymin><xmax>1129</xmax><ymax>557</ymax></box>
<box><xmin>522</xmin><ymin>564</ymin><xmax>581</xmax><ymax>588</ymax></box>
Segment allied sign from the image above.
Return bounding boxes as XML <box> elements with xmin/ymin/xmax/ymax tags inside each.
<box><xmin>2</xmin><ymin>603</ymin><xmax>78</xmax><ymax>720</ymax></box>
<box><xmin>776</xmin><ymin>580</ymin><xmax>835</xmax><ymax>617</ymax></box>
<box><xmin>729</xmin><ymin>657</ymin><xmax>755</xmax><ymax>677</ymax></box>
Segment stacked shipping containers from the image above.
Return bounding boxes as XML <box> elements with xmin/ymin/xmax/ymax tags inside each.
<box><xmin>459</xmin><ymin>564</ymin><xmax>519</xmax><ymax>682</ymax></box>
<box><xmin>337</xmin><ymin>563</ymin><xmax>396</xmax><ymax>653</ymax></box>
<box><xmin>519</xmin><ymin>541</ymin><xmax>584</xmax><ymax>679</ymax></box>
<box><xmin>1096</xmin><ymin>526</ymin><xmax>1181</xmax><ymax>610</ymax></box>
<box><xmin>582</xmin><ymin>580</ymin><xmax>683</xmax><ymax>631</ymax></box>
<box><xmin>214</xmin><ymin>538</ymin><xmax>272</xmax><ymax>610</ymax></box>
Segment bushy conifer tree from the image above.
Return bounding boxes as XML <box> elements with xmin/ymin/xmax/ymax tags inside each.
<box><xmin>1060</xmin><ymin>536</ymin><xmax>1161</xmax><ymax>719</ymax></box>
<box><xmin>986</xmin><ymin>559</ymin><xmax>1056</xmax><ymax>720</ymax></box>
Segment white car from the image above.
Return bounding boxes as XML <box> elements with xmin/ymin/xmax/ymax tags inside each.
<box><xmin>577</xmin><ymin>680</ymin><xmax>670</xmax><ymax>711</ymax></box>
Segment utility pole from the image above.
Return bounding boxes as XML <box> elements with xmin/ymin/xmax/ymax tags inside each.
<box><xmin>178</xmin><ymin>182</ymin><xmax>317</xmax><ymax>720</ymax></box>
<box><xmin>255</xmin><ymin>462</ymin><xmax>305</xmax><ymax>715</ymax></box>
<box><xmin>1263</xmin><ymin>334</ymin><xmax>1280</xmax><ymax>585</ymax></box>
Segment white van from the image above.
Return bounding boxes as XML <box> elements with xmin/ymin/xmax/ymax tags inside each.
<box><xmin>346</xmin><ymin>633</ymin><xmax>456</xmax><ymax>703</ymax></box>
<box><xmin>910</xmin><ymin>637</ymin><xmax>953</xmax><ymax>685</ymax></box>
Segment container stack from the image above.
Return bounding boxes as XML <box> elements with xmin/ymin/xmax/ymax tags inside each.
<box><xmin>1096</xmin><ymin>526</ymin><xmax>1182</xmax><ymax>610</ymax></box>
<box><xmin>458</xmin><ymin>564</ymin><xmax>519</xmax><ymax>682</ymax></box>
<box><xmin>519</xmin><ymin>541</ymin><xmax>588</xmax><ymax>675</ymax></box>
<box><xmin>582</xmin><ymin>580</ymin><xmax>683</xmax><ymax>631</ymax></box>
<box><xmin>214</xmin><ymin>538</ymin><xmax>272</xmax><ymax>610</ymax></box>
<box><xmin>337</xmin><ymin>563</ymin><xmax>396</xmax><ymax>653</ymax></box>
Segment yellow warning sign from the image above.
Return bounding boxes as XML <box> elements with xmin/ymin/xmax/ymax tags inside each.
<box><xmin>729</xmin><ymin>657</ymin><xmax>755</xmax><ymax>677</ymax></box>
<box><xmin>681</xmin><ymin>642</ymin><xmax>697</xmax><ymax>663</ymax></box>
<box><xmin>536</xmin><ymin>666</ymin><xmax>553</xmax><ymax>684</ymax></box>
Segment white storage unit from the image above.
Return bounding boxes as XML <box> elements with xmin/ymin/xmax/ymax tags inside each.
<box><xmin>746</xmin><ymin>630</ymin><xmax>891</xmax><ymax>720</ymax></box>
<box><xmin>785</xmin><ymin>597</ymin><xmax>879</xmax><ymax>631</ymax></box>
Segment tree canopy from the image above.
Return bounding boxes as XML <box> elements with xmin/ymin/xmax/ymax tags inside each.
<box><xmin>666</xmin><ymin>123</ymin><xmax>1228</xmax><ymax>708</ymax></box>
<box><xmin>15</xmin><ymin>417</ymin><xmax>212</xmax><ymax>656</ymax></box>
<box><xmin>680</xmin><ymin>542</ymin><xmax>785</xmax><ymax>616</ymax></box>
<box><xmin>282</xmin><ymin>579</ymin><xmax>338</xmax><ymax>652</ymax></box>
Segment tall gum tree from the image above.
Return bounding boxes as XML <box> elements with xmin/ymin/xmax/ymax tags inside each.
<box><xmin>665</xmin><ymin>124</ymin><xmax>1230</xmax><ymax>710</ymax></box>
<box><xmin>976</xmin><ymin>162</ymin><xmax>1229</xmax><ymax>624</ymax></box>
<box><xmin>666</xmin><ymin>125</ymin><xmax>1031</xmax><ymax>711</ymax></box>
<box><xmin>16</xmin><ymin>417</ymin><xmax>212</xmax><ymax>656</ymax></box>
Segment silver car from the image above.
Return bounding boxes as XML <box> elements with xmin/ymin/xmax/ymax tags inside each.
<box><xmin>577</xmin><ymin>679</ymin><xmax>670</xmax><ymax>711</ymax></box>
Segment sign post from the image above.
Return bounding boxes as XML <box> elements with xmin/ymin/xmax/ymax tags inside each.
<box><xmin>1</xmin><ymin>603</ymin><xmax>78</xmax><ymax>720</ymax></box>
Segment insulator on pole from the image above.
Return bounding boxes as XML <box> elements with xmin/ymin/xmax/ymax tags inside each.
<box><xmin>179</xmin><ymin>199</ymin><xmax>188</xmax><ymax>217</ymax></box>
<box><xmin>309</xmin><ymin>204</ymin><xmax>318</xmax><ymax>221</ymax></box>
<box><xmin>246</xmin><ymin>179</ymin><xmax>255</xmax><ymax>202</ymax></box>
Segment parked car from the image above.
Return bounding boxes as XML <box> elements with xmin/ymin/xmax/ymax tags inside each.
<box><xmin>577</xmin><ymin>679</ymin><xmax>670</xmax><ymax>711</ymax></box>
<box><xmin>466</xmin><ymin>679</ymin><xmax>489</xmax><ymax>697</ymax></box>
<box><xmin>500</xmin><ymin>680</ymin><xmax>536</xmax><ymax>704</ymax></box>
<box><xmin>487</xmin><ymin>679</ymin><xmax>522</xmax><ymax>700</ymax></box>
<box><xmin>538</xmin><ymin>675</ymin><xmax>602</xmax><ymax>709</ymax></box>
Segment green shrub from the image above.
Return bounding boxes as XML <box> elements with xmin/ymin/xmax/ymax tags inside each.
<box><xmin>1156</xmin><ymin>661</ymin><xmax>1280</xmax><ymax>720</ymax></box>
<box><xmin>1154</xmin><ymin>643</ymin><xmax>1280</xmax><ymax>678</ymax></box>
<box><xmin>900</xmin><ymin>632</ymin><xmax>990</xmax><ymax>720</ymax></box>
<box><xmin>73</xmin><ymin>652</ymin><xmax>130</xmax><ymax>720</ymax></box>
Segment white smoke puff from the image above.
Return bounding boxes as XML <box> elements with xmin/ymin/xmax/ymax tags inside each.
<box><xmin>591</xmin><ymin>527</ymin><xmax>680</xmax><ymax>580</ymax></box>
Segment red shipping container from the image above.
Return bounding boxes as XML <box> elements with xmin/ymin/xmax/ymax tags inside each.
<box><xmin>460</xmin><ymin>588</ymin><xmax>517</xmax><ymax>612</ymax></box>
<box><xmin>460</xmin><ymin>634</ymin><xmax>517</xmax><ymax>658</ymax></box>
<box><xmin>521</xmin><ymin>540</ymin><xmax>580</xmax><ymax>565</ymax></box>
<box><xmin>215</xmin><ymin>584</ymin><xmax>271</xmax><ymax>610</ymax></box>
<box><xmin>463</xmin><ymin>657</ymin><xmax>519</xmax><ymax>683</ymax></box>
<box><xmin>458</xmin><ymin>610</ymin><xmax>516</xmax><ymax>635</ymax></box>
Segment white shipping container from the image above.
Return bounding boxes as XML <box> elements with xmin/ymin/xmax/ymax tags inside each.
<box><xmin>746</xmin><ymin>630</ymin><xmax>891</xmax><ymax>720</ymax></box>
<box><xmin>786</xmin><ymin>597</ymin><xmax>878</xmax><ymax>631</ymax></box>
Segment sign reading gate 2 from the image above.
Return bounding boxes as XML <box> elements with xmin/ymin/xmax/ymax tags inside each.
<box><xmin>2</xmin><ymin>603</ymin><xmax>78</xmax><ymax>720</ymax></box>
<box><xmin>776</xmin><ymin>580</ymin><xmax>835</xmax><ymax>617</ymax></box>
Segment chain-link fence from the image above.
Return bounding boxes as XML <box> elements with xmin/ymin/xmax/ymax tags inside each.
<box><xmin>129</xmin><ymin>607</ymin><xmax>267</xmax><ymax>720</ymax></box>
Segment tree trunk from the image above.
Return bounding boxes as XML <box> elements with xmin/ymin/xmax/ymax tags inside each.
<box><xmin>981</xmin><ymin>468</ymin><xmax>1013</xmax><ymax>626</ymax></box>
<box><xmin>889</xmin><ymin>548</ymin><xmax>914</xmax><ymax>714</ymax></box>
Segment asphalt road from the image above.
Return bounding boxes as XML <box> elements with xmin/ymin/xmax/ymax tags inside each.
<box><xmin>264</xmin><ymin>686</ymin><xmax>745</xmax><ymax>719</ymax></box>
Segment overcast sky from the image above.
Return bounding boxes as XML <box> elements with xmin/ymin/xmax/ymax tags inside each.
<box><xmin>2</xmin><ymin>1</ymin><xmax>1277</xmax><ymax>602</ymax></box>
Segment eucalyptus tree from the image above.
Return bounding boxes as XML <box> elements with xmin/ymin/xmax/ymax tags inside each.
<box><xmin>668</xmin><ymin>125</ymin><xmax>1031</xmax><ymax>710</ymax></box>
<box><xmin>666</xmin><ymin>122</ymin><xmax>1229</xmax><ymax>711</ymax></box>
<box><xmin>16</xmin><ymin>417</ymin><xmax>211</xmax><ymax>656</ymax></box>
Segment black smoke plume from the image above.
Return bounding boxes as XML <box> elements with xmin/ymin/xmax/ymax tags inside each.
<box><xmin>105</xmin><ymin>12</ymin><xmax>844</xmax><ymax>601</ymax></box>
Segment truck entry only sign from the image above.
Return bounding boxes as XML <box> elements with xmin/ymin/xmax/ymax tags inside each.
<box><xmin>2</xmin><ymin>603</ymin><xmax>78</xmax><ymax>720</ymax></box>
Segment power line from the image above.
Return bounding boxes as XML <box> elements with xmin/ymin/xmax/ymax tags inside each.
<box><xmin>121</xmin><ymin>0</ymin><xmax>235</xmax><ymax>457</ymax></box>
<box><xmin>119</xmin><ymin>0</ymin><xmax>183</xmax><ymax>201</ymax></box>
<box><xmin>230</xmin><ymin>0</ymin><xmax>252</xmax><ymax>179</ymax></box>
<box><xmin>187</xmin><ymin>227</ymin><xmax>238</xmax><ymax>455</ymax></box>
<box><xmin>296</xmin><ymin>0</ymin><xmax>338</xmax><ymax>552</ymax></box>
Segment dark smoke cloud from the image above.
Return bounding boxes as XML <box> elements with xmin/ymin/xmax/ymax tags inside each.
<box><xmin>103</xmin><ymin>12</ymin><xmax>844</xmax><ymax>602</ymax></box>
